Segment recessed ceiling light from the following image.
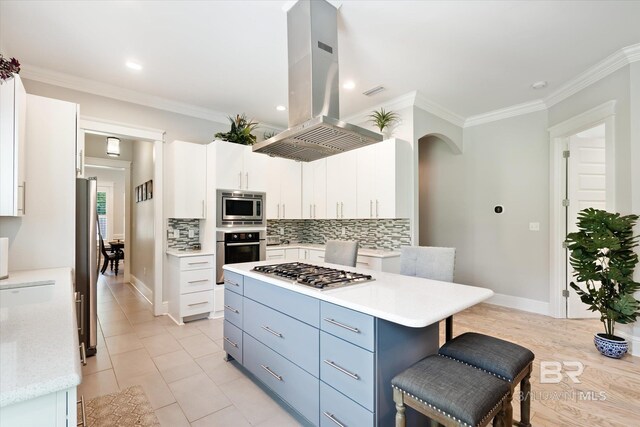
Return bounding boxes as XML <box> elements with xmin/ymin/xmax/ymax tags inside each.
<box><xmin>126</xmin><ymin>61</ymin><xmax>143</xmax><ymax>71</ymax></box>
<box><xmin>276</xmin><ymin>105</ymin><xmax>286</xmax><ymax>111</ymax></box>
<box><xmin>531</xmin><ymin>80</ymin><xmax>547</xmax><ymax>90</ymax></box>
<box><xmin>343</xmin><ymin>80</ymin><xmax>355</xmax><ymax>90</ymax></box>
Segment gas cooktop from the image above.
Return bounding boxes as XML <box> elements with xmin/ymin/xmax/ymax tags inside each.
<box><xmin>252</xmin><ymin>262</ymin><xmax>374</xmax><ymax>290</ymax></box>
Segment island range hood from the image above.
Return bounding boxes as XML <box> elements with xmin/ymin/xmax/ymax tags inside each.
<box><xmin>252</xmin><ymin>0</ymin><xmax>382</xmax><ymax>162</ymax></box>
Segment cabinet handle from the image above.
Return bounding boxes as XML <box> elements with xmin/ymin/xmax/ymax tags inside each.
<box><xmin>283</xmin><ymin>204</ymin><xmax>286</xmax><ymax>219</ymax></box>
<box><xmin>324</xmin><ymin>359</ymin><xmax>359</xmax><ymax>380</ymax></box>
<box><xmin>223</xmin><ymin>337</ymin><xmax>238</xmax><ymax>348</ymax></box>
<box><xmin>238</xmin><ymin>172</ymin><xmax>242</xmax><ymax>188</ymax></box>
<box><xmin>323</xmin><ymin>412</ymin><xmax>346</xmax><ymax>427</ymax></box>
<box><xmin>187</xmin><ymin>279</ymin><xmax>209</xmax><ymax>284</ymax></box>
<box><xmin>18</xmin><ymin>182</ymin><xmax>26</xmax><ymax>214</ymax></box>
<box><xmin>77</xmin><ymin>293</ymin><xmax>84</xmax><ymax>335</ymax></box>
<box><xmin>78</xmin><ymin>149</ymin><xmax>83</xmax><ymax>175</ymax></box>
<box><xmin>314</xmin><ymin>204</ymin><xmax>316</xmax><ymax>218</ymax></box>
<box><xmin>245</xmin><ymin>172</ymin><xmax>249</xmax><ymax>189</ymax></box>
<box><xmin>323</xmin><ymin>318</ymin><xmax>360</xmax><ymax>333</ymax></box>
<box><xmin>202</xmin><ymin>200</ymin><xmax>205</xmax><ymax>218</ymax></box>
<box><xmin>225</xmin><ymin>280</ymin><xmax>239</xmax><ymax>287</ymax></box>
<box><xmin>261</xmin><ymin>325</ymin><xmax>283</xmax><ymax>338</ymax></box>
<box><xmin>370</xmin><ymin>200</ymin><xmax>373</xmax><ymax>218</ymax></box>
<box><xmin>336</xmin><ymin>202</ymin><xmax>339</xmax><ymax>218</ymax></box>
<box><xmin>224</xmin><ymin>304</ymin><xmax>239</xmax><ymax>314</ymax></box>
<box><xmin>277</xmin><ymin>204</ymin><xmax>280</xmax><ymax>219</ymax></box>
<box><xmin>376</xmin><ymin>199</ymin><xmax>379</xmax><ymax>218</ymax></box>
<box><xmin>340</xmin><ymin>202</ymin><xmax>344</xmax><ymax>218</ymax></box>
<box><xmin>188</xmin><ymin>301</ymin><xmax>209</xmax><ymax>307</ymax></box>
<box><xmin>188</xmin><ymin>261</ymin><xmax>209</xmax><ymax>265</ymax></box>
<box><xmin>310</xmin><ymin>204</ymin><xmax>313</xmax><ymax>218</ymax></box>
<box><xmin>77</xmin><ymin>395</ymin><xmax>86</xmax><ymax>426</ymax></box>
<box><xmin>80</xmin><ymin>342</ymin><xmax>87</xmax><ymax>366</ymax></box>
<box><xmin>260</xmin><ymin>364</ymin><xmax>283</xmax><ymax>381</ymax></box>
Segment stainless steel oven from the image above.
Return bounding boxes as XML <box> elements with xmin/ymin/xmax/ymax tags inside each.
<box><xmin>217</xmin><ymin>189</ymin><xmax>265</xmax><ymax>227</ymax></box>
<box><xmin>216</xmin><ymin>230</ymin><xmax>266</xmax><ymax>283</ymax></box>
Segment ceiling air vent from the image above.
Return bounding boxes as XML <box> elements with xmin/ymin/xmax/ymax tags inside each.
<box><xmin>362</xmin><ymin>86</ymin><xmax>385</xmax><ymax>96</ymax></box>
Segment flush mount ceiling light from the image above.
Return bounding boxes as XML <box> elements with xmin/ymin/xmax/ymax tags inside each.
<box><xmin>126</xmin><ymin>61</ymin><xmax>142</xmax><ymax>71</ymax></box>
<box><xmin>276</xmin><ymin>105</ymin><xmax>287</xmax><ymax>111</ymax></box>
<box><xmin>342</xmin><ymin>80</ymin><xmax>355</xmax><ymax>90</ymax></box>
<box><xmin>106</xmin><ymin>137</ymin><xmax>121</xmax><ymax>157</ymax></box>
<box><xmin>531</xmin><ymin>80</ymin><xmax>547</xmax><ymax>90</ymax></box>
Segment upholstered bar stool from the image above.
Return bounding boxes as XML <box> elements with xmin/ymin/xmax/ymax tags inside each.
<box><xmin>392</xmin><ymin>354</ymin><xmax>511</xmax><ymax>427</ymax></box>
<box><xmin>325</xmin><ymin>240</ymin><xmax>359</xmax><ymax>267</ymax></box>
<box><xmin>439</xmin><ymin>333</ymin><xmax>535</xmax><ymax>427</ymax></box>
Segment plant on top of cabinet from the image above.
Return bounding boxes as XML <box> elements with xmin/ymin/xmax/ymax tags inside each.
<box><xmin>215</xmin><ymin>114</ymin><xmax>259</xmax><ymax>145</ymax></box>
<box><xmin>0</xmin><ymin>54</ymin><xmax>21</xmax><ymax>82</ymax></box>
<box><xmin>263</xmin><ymin>130</ymin><xmax>278</xmax><ymax>140</ymax></box>
<box><xmin>368</xmin><ymin>108</ymin><xmax>399</xmax><ymax>133</ymax></box>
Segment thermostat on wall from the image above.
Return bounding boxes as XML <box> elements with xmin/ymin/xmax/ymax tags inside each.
<box><xmin>494</xmin><ymin>205</ymin><xmax>504</xmax><ymax>214</ymax></box>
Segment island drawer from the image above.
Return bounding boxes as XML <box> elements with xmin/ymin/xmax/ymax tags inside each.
<box><xmin>223</xmin><ymin>320</ymin><xmax>242</xmax><ymax>363</ymax></box>
<box><xmin>320</xmin><ymin>382</ymin><xmax>374</xmax><ymax>427</ymax></box>
<box><xmin>244</xmin><ymin>277</ymin><xmax>320</xmax><ymax>327</ymax></box>
<box><xmin>321</xmin><ymin>302</ymin><xmax>375</xmax><ymax>351</ymax></box>
<box><xmin>180</xmin><ymin>255</ymin><xmax>214</xmax><ymax>271</ymax></box>
<box><xmin>244</xmin><ymin>333</ymin><xmax>319</xmax><ymax>425</ymax></box>
<box><xmin>320</xmin><ymin>332</ymin><xmax>375</xmax><ymax>412</ymax></box>
<box><xmin>180</xmin><ymin>269</ymin><xmax>214</xmax><ymax>294</ymax></box>
<box><xmin>179</xmin><ymin>290</ymin><xmax>213</xmax><ymax>317</ymax></box>
<box><xmin>224</xmin><ymin>270</ymin><xmax>244</xmax><ymax>294</ymax></box>
<box><xmin>223</xmin><ymin>289</ymin><xmax>243</xmax><ymax>328</ymax></box>
<box><xmin>244</xmin><ymin>298</ymin><xmax>319</xmax><ymax>377</ymax></box>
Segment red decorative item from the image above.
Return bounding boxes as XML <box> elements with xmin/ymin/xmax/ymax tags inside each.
<box><xmin>0</xmin><ymin>54</ymin><xmax>21</xmax><ymax>82</ymax></box>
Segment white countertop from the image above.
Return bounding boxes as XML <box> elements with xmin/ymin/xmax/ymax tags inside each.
<box><xmin>166</xmin><ymin>249</ymin><xmax>215</xmax><ymax>258</ymax></box>
<box><xmin>0</xmin><ymin>268</ymin><xmax>82</xmax><ymax>407</ymax></box>
<box><xmin>224</xmin><ymin>260</ymin><xmax>493</xmax><ymax>328</ymax></box>
<box><xmin>266</xmin><ymin>243</ymin><xmax>400</xmax><ymax>258</ymax></box>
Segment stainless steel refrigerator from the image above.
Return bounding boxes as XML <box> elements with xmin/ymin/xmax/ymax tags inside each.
<box><xmin>76</xmin><ymin>177</ymin><xmax>98</xmax><ymax>357</ymax></box>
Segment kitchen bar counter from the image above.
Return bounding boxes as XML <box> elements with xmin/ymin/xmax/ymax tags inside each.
<box><xmin>0</xmin><ymin>268</ymin><xmax>82</xmax><ymax>407</ymax></box>
<box><xmin>166</xmin><ymin>248</ymin><xmax>215</xmax><ymax>258</ymax></box>
<box><xmin>267</xmin><ymin>243</ymin><xmax>400</xmax><ymax>258</ymax></box>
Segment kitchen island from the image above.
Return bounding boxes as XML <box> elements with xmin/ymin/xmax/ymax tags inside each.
<box><xmin>222</xmin><ymin>260</ymin><xmax>493</xmax><ymax>426</ymax></box>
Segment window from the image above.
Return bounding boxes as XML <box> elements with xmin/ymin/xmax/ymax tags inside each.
<box><xmin>97</xmin><ymin>190</ymin><xmax>107</xmax><ymax>239</ymax></box>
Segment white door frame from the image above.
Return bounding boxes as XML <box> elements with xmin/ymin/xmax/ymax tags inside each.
<box><xmin>548</xmin><ymin>100</ymin><xmax>617</xmax><ymax>318</ymax></box>
<box><xmin>79</xmin><ymin>117</ymin><xmax>166</xmax><ymax>316</ymax></box>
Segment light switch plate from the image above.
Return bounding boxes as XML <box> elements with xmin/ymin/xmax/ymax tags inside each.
<box><xmin>173</xmin><ymin>229</ymin><xmax>180</xmax><ymax>238</ymax></box>
<box><xmin>188</xmin><ymin>229</ymin><xmax>195</xmax><ymax>238</ymax></box>
<box><xmin>529</xmin><ymin>222</ymin><xmax>540</xmax><ymax>231</ymax></box>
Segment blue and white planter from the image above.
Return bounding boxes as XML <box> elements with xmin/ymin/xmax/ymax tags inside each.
<box><xmin>594</xmin><ymin>333</ymin><xmax>628</xmax><ymax>359</ymax></box>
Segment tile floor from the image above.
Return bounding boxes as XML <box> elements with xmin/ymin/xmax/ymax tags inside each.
<box><xmin>79</xmin><ymin>273</ymin><xmax>301</xmax><ymax>426</ymax></box>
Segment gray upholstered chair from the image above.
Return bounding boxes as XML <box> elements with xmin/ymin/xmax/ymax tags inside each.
<box><xmin>324</xmin><ymin>240</ymin><xmax>359</xmax><ymax>267</ymax></box>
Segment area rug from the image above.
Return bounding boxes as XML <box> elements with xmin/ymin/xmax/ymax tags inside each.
<box><xmin>79</xmin><ymin>385</ymin><xmax>160</xmax><ymax>427</ymax></box>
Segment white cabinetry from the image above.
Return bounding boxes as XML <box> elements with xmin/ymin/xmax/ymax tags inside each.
<box><xmin>212</xmin><ymin>140</ymin><xmax>268</xmax><ymax>192</ymax></box>
<box><xmin>356</xmin><ymin>138</ymin><xmax>411</xmax><ymax>219</ymax></box>
<box><xmin>166</xmin><ymin>140</ymin><xmax>207</xmax><ymax>219</ymax></box>
<box><xmin>167</xmin><ymin>254</ymin><xmax>215</xmax><ymax>325</ymax></box>
<box><xmin>266</xmin><ymin>157</ymin><xmax>301</xmax><ymax>219</ymax></box>
<box><xmin>326</xmin><ymin>150</ymin><xmax>357</xmax><ymax>219</ymax></box>
<box><xmin>0</xmin><ymin>386</ymin><xmax>77</xmax><ymax>427</ymax></box>
<box><xmin>0</xmin><ymin>75</ymin><xmax>26</xmax><ymax>216</ymax></box>
<box><xmin>302</xmin><ymin>159</ymin><xmax>327</xmax><ymax>219</ymax></box>
<box><xmin>76</xmin><ymin>117</ymin><xmax>84</xmax><ymax>177</ymax></box>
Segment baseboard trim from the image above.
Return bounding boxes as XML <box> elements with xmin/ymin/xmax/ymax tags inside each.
<box><xmin>617</xmin><ymin>330</ymin><xmax>640</xmax><ymax>357</ymax></box>
<box><xmin>129</xmin><ymin>274</ymin><xmax>153</xmax><ymax>304</ymax></box>
<box><xmin>485</xmin><ymin>293</ymin><xmax>550</xmax><ymax>316</ymax></box>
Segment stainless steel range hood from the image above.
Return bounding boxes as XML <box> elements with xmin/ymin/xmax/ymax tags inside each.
<box><xmin>252</xmin><ymin>0</ymin><xmax>382</xmax><ymax>162</ymax></box>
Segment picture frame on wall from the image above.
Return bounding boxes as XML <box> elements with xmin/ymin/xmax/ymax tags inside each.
<box><xmin>135</xmin><ymin>186</ymin><xmax>140</xmax><ymax>202</ymax></box>
<box><xmin>147</xmin><ymin>180</ymin><xmax>153</xmax><ymax>199</ymax></box>
<box><xmin>142</xmin><ymin>182</ymin><xmax>148</xmax><ymax>201</ymax></box>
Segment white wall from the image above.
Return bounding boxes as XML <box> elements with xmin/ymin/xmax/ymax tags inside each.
<box><xmin>85</xmin><ymin>166</ymin><xmax>126</xmax><ymax>238</ymax></box>
<box><xmin>131</xmin><ymin>140</ymin><xmax>155</xmax><ymax>289</ymax></box>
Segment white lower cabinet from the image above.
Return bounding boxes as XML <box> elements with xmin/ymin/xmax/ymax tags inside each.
<box><xmin>0</xmin><ymin>386</ymin><xmax>77</xmax><ymax>427</ymax></box>
<box><xmin>167</xmin><ymin>254</ymin><xmax>215</xmax><ymax>324</ymax></box>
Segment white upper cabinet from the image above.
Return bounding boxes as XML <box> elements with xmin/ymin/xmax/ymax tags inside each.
<box><xmin>355</xmin><ymin>138</ymin><xmax>412</xmax><ymax>219</ymax></box>
<box><xmin>326</xmin><ymin>150</ymin><xmax>357</xmax><ymax>219</ymax></box>
<box><xmin>166</xmin><ymin>140</ymin><xmax>207</xmax><ymax>219</ymax></box>
<box><xmin>266</xmin><ymin>157</ymin><xmax>301</xmax><ymax>219</ymax></box>
<box><xmin>212</xmin><ymin>140</ymin><xmax>267</xmax><ymax>192</ymax></box>
<box><xmin>302</xmin><ymin>159</ymin><xmax>327</xmax><ymax>219</ymax></box>
<box><xmin>0</xmin><ymin>75</ymin><xmax>27</xmax><ymax>216</ymax></box>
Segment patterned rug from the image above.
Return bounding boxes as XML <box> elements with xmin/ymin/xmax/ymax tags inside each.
<box><xmin>79</xmin><ymin>385</ymin><xmax>160</xmax><ymax>427</ymax></box>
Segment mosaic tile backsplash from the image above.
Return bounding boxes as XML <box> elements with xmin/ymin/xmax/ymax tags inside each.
<box><xmin>267</xmin><ymin>218</ymin><xmax>411</xmax><ymax>251</ymax></box>
<box><xmin>167</xmin><ymin>218</ymin><xmax>200</xmax><ymax>249</ymax></box>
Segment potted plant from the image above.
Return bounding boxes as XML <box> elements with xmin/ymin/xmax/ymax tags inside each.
<box><xmin>566</xmin><ymin>208</ymin><xmax>640</xmax><ymax>358</ymax></box>
<box><xmin>214</xmin><ymin>114</ymin><xmax>259</xmax><ymax>145</ymax></box>
<box><xmin>368</xmin><ymin>108</ymin><xmax>399</xmax><ymax>138</ymax></box>
<box><xmin>0</xmin><ymin>54</ymin><xmax>21</xmax><ymax>83</ymax></box>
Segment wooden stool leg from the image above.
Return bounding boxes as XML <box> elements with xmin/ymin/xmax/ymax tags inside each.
<box><xmin>518</xmin><ymin>373</ymin><xmax>532</xmax><ymax>427</ymax></box>
<box><xmin>429</xmin><ymin>419</ymin><xmax>441</xmax><ymax>427</ymax></box>
<box><xmin>393</xmin><ymin>388</ymin><xmax>406</xmax><ymax>427</ymax></box>
<box><xmin>493</xmin><ymin>403</ymin><xmax>506</xmax><ymax>427</ymax></box>
<box><xmin>504</xmin><ymin>390</ymin><xmax>514</xmax><ymax>426</ymax></box>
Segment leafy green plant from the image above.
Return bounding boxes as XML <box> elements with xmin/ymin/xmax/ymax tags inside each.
<box><xmin>215</xmin><ymin>114</ymin><xmax>259</xmax><ymax>145</ymax></box>
<box><xmin>263</xmin><ymin>130</ymin><xmax>277</xmax><ymax>140</ymax></box>
<box><xmin>0</xmin><ymin>54</ymin><xmax>21</xmax><ymax>82</ymax></box>
<box><xmin>367</xmin><ymin>108</ymin><xmax>399</xmax><ymax>132</ymax></box>
<box><xmin>566</xmin><ymin>208</ymin><xmax>640</xmax><ymax>338</ymax></box>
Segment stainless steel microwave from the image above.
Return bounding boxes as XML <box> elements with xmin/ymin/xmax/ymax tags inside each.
<box><xmin>216</xmin><ymin>189</ymin><xmax>266</xmax><ymax>227</ymax></box>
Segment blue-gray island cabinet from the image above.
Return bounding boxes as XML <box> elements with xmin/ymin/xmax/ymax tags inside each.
<box><xmin>222</xmin><ymin>262</ymin><xmax>494</xmax><ymax>426</ymax></box>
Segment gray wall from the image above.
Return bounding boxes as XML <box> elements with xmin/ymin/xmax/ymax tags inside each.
<box><xmin>131</xmin><ymin>140</ymin><xmax>155</xmax><ymax>288</ymax></box>
<box><xmin>85</xmin><ymin>133</ymin><xmax>133</xmax><ymax>161</ymax></box>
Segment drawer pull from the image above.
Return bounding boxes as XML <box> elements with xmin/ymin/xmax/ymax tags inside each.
<box><xmin>261</xmin><ymin>325</ymin><xmax>283</xmax><ymax>338</ymax></box>
<box><xmin>77</xmin><ymin>395</ymin><xmax>86</xmax><ymax>426</ymax></box>
<box><xmin>260</xmin><ymin>364</ymin><xmax>283</xmax><ymax>381</ymax></box>
<box><xmin>324</xmin><ymin>359</ymin><xmax>359</xmax><ymax>380</ymax></box>
<box><xmin>225</xmin><ymin>280</ymin><xmax>239</xmax><ymax>287</ymax></box>
<box><xmin>188</xmin><ymin>301</ymin><xmax>209</xmax><ymax>307</ymax></box>
<box><xmin>80</xmin><ymin>342</ymin><xmax>87</xmax><ymax>366</ymax></box>
<box><xmin>188</xmin><ymin>261</ymin><xmax>209</xmax><ymax>265</ymax></box>
<box><xmin>323</xmin><ymin>412</ymin><xmax>346</xmax><ymax>427</ymax></box>
<box><xmin>224</xmin><ymin>304</ymin><xmax>239</xmax><ymax>314</ymax></box>
<box><xmin>324</xmin><ymin>318</ymin><xmax>360</xmax><ymax>333</ymax></box>
<box><xmin>187</xmin><ymin>279</ymin><xmax>209</xmax><ymax>284</ymax></box>
<box><xmin>223</xmin><ymin>337</ymin><xmax>238</xmax><ymax>348</ymax></box>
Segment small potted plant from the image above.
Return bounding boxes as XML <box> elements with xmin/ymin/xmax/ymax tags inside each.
<box><xmin>566</xmin><ymin>208</ymin><xmax>640</xmax><ymax>358</ymax></box>
<box><xmin>215</xmin><ymin>114</ymin><xmax>259</xmax><ymax>145</ymax></box>
<box><xmin>0</xmin><ymin>54</ymin><xmax>21</xmax><ymax>83</ymax></box>
<box><xmin>368</xmin><ymin>108</ymin><xmax>399</xmax><ymax>138</ymax></box>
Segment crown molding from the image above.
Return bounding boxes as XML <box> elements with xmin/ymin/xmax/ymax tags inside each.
<box><xmin>413</xmin><ymin>91</ymin><xmax>465</xmax><ymax>127</ymax></box>
<box><xmin>547</xmin><ymin>100</ymin><xmax>616</xmax><ymax>138</ymax></box>
<box><xmin>20</xmin><ymin>64</ymin><xmax>231</xmax><ymax>125</ymax></box>
<box><xmin>341</xmin><ymin>91</ymin><xmax>418</xmax><ymax>125</ymax></box>
<box><xmin>464</xmin><ymin>99</ymin><xmax>547</xmax><ymax>128</ymax></box>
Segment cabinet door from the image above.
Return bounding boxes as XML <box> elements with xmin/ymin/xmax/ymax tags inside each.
<box><xmin>356</xmin><ymin>144</ymin><xmax>376</xmax><ymax>219</ymax></box>
<box><xmin>215</xmin><ymin>140</ymin><xmax>245</xmax><ymax>190</ymax></box>
<box><xmin>326</xmin><ymin>151</ymin><xmax>357</xmax><ymax>219</ymax></box>
<box><xmin>244</xmin><ymin>149</ymin><xmax>268</xmax><ymax>192</ymax></box>
<box><xmin>172</xmin><ymin>141</ymin><xmax>207</xmax><ymax>219</ymax></box>
<box><xmin>266</xmin><ymin>158</ymin><xmax>282</xmax><ymax>219</ymax></box>
<box><xmin>312</xmin><ymin>159</ymin><xmax>327</xmax><ymax>219</ymax></box>
<box><xmin>0</xmin><ymin>76</ymin><xmax>26</xmax><ymax>216</ymax></box>
<box><xmin>280</xmin><ymin>160</ymin><xmax>302</xmax><ymax>219</ymax></box>
<box><xmin>285</xmin><ymin>248</ymin><xmax>300</xmax><ymax>260</ymax></box>
<box><xmin>374</xmin><ymin>139</ymin><xmax>399</xmax><ymax>219</ymax></box>
<box><xmin>302</xmin><ymin>162</ymin><xmax>314</xmax><ymax>219</ymax></box>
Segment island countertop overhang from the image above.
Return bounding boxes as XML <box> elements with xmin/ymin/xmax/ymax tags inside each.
<box><xmin>223</xmin><ymin>260</ymin><xmax>493</xmax><ymax>328</ymax></box>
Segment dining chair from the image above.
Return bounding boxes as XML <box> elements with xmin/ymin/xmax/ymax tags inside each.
<box><xmin>324</xmin><ymin>240</ymin><xmax>359</xmax><ymax>267</ymax></box>
<box><xmin>98</xmin><ymin>230</ymin><xmax>116</xmax><ymax>275</ymax></box>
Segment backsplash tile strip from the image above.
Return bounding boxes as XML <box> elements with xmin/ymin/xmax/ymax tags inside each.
<box><xmin>167</xmin><ymin>218</ymin><xmax>200</xmax><ymax>249</ymax></box>
<box><xmin>267</xmin><ymin>219</ymin><xmax>411</xmax><ymax>251</ymax></box>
